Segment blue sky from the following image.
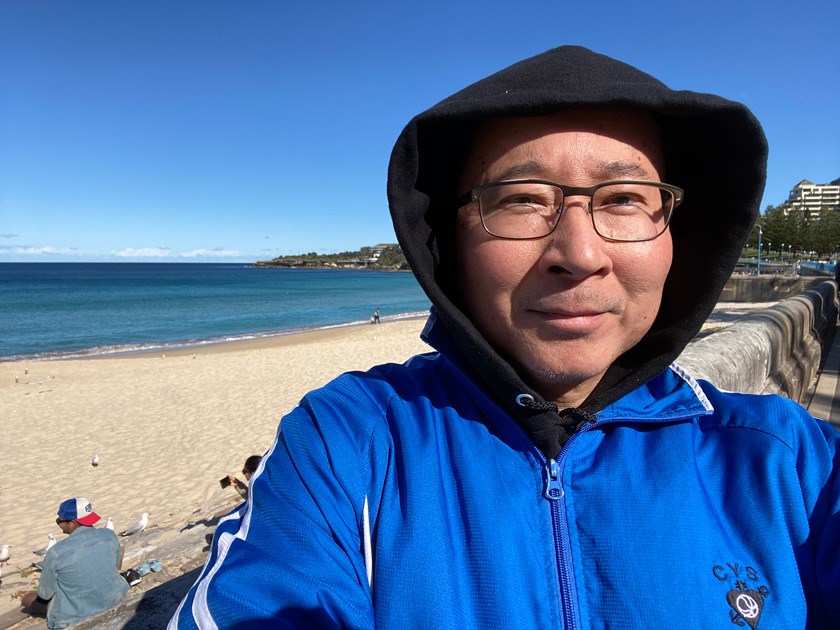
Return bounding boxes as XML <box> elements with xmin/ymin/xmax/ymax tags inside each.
<box><xmin>1</xmin><ymin>1</ymin><xmax>838</xmax><ymax>262</ymax></box>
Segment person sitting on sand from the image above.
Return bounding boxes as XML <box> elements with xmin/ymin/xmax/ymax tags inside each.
<box><xmin>225</xmin><ymin>455</ymin><xmax>262</xmax><ymax>501</ymax></box>
<box><xmin>21</xmin><ymin>498</ymin><xmax>128</xmax><ymax>629</ymax></box>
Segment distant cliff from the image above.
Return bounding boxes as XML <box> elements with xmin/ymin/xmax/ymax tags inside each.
<box><xmin>254</xmin><ymin>243</ymin><xmax>409</xmax><ymax>270</ymax></box>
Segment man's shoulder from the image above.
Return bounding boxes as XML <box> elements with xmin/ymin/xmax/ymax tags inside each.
<box><xmin>306</xmin><ymin>351</ymin><xmax>451</xmax><ymax>405</ymax></box>
<box><xmin>57</xmin><ymin>526</ymin><xmax>118</xmax><ymax>550</ymax></box>
<box><xmin>695</xmin><ymin>378</ymin><xmax>838</xmax><ymax>448</ymax></box>
<box><xmin>284</xmin><ymin>350</ymin><xmax>477</xmax><ymax>445</ymax></box>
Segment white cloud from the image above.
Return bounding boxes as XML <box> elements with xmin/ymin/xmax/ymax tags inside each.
<box><xmin>113</xmin><ymin>247</ymin><xmax>171</xmax><ymax>258</ymax></box>
<box><xmin>5</xmin><ymin>245</ymin><xmax>83</xmax><ymax>256</ymax></box>
<box><xmin>179</xmin><ymin>248</ymin><xmax>242</xmax><ymax>258</ymax></box>
<box><xmin>110</xmin><ymin>247</ymin><xmax>243</xmax><ymax>259</ymax></box>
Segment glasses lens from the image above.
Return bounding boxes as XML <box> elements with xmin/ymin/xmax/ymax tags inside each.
<box><xmin>591</xmin><ymin>183</ymin><xmax>674</xmax><ymax>242</ymax></box>
<box><xmin>478</xmin><ymin>182</ymin><xmax>562</xmax><ymax>239</ymax></box>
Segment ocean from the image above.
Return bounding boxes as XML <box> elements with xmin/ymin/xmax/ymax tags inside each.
<box><xmin>0</xmin><ymin>263</ymin><xmax>432</xmax><ymax>360</ymax></box>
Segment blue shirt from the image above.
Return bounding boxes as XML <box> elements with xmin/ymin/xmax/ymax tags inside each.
<box><xmin>38</xmin><ymin>525</ymin><xmax>128</xmax><ymax>628</ymax></box>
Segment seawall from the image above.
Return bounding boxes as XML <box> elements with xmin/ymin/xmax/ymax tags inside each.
<box><xmin>720</xmin><ymin>275</ymin><xmax>827</xmax><ymax>302</ymax></box>
<box><xmin>677</xmin><ymin>280</ymin><xmax>839</xmax><ymax>403</ymax></box>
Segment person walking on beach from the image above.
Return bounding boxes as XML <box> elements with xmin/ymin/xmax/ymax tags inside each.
<box><xmin>373</xmin><ymin>307</ymin><xmax>381</xmax><ymax>324</ymax></box>
<box><xmin>172</xmin><ymin>47</ymin><xmax>840</xmax><ymax>628</ymax></box>
<box><xmin>21</xmin><ymin>498</ymin><xmax>128</xmax><ymax>628</ymax></box>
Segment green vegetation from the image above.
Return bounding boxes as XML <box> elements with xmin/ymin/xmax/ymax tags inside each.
<box><xmin>254</xmin><ymin>244</ymin><xmax>409</xmax><ymax>270</ymax></box>
<box><xmin>744</xmin><ymin>204</ymin><xmax>840</xmax><ymax>260</ymax></box>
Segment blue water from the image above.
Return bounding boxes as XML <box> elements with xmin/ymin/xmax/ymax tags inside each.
<box><xmin>0</xmin><ymin>263</ymin><xmax>432</xmax><ymax>360</ymax></box>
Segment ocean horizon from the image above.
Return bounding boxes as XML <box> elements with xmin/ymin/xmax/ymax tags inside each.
<box><xmin>1</xmin><ymin>262</ymin><xmax>432</xmax><ymax>361</ymax></box>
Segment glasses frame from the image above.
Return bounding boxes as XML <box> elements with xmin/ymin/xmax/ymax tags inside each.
<box><xmin>455</xmin><ymin>179</ymin><xmax>684</xmax><ymax>242</ymax></box>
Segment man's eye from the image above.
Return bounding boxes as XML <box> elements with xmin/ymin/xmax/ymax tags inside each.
<box><xmin>496</xmin><ymin>193</ymin><xmax>554</xmax><ymax>210</ymax></box>
<box><xmin>601</xmin><ymin>194</ymin><xmax>638</xmax><ymax>206</ymax></box>
<box><xmin>596</xmin><ymin>193</ymin><xmax>656</xmax><ymax>215</ymax></box>
<box><xmin>505</xmin><ymin>195</ymin><xmax>540</xmax><ymax>205</ymax></box>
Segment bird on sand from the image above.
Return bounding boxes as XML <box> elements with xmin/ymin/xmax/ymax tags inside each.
<box><xmin>0</xmin><ymin>545</ymin><xmax>11</xmax><ymax>565</ymax></box>
<box><xmin>119</xmin><ymin>513</ymin><xmax>148</xmax><ymax>537</ymax></box>
<box><xmin>33</xmin><ymin>534</ymin><xmax>56</xmax><ymax>556</ymax></box>
<box><xmin>105</xmin><ymin>517</ymin><xmax>114</xmax><ymax>531</ymax></box>
<box><xmin>91</xmin><ymin>454</ymin><xmax>100</xmax><ymax>467</ymax></box>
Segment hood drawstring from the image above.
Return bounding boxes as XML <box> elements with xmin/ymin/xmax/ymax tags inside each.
<box><xmin>557</xmin><ymin>407</ymin><xmax>598</xmax><ymax>426</ymax></box>
<box><xmin>515</xmin><ymin>394</ymin><xmax>558</xmax><ymax>414</ymax></box>
<box><xmin>515</xmin><ymin>394</ymin><xmax>598</xmax><ymax>426</ymax></box>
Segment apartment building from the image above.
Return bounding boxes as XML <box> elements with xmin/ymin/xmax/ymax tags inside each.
<box><xmin>785</xmin><ymin>178</ymin><xmax>840</xmax><ymax>218</ymax></box>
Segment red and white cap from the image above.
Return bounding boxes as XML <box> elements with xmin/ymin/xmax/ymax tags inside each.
<box><xmin>57</xmin><ymin>498</ymin><xmax>101</xmax><ymax>526</ymax></box>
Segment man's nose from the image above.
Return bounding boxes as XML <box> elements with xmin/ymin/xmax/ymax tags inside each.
<box><xmin>537</xmin><ymin>198</ymin><xmax>610</xmax><ymax>278</ymax></box>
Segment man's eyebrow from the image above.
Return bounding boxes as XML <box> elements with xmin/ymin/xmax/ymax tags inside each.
<box><xmin>486</xmin><ymin>160</ymin><xmax>656</xmax><ymax>184</ymax></box>
<box><xmin>489</xmin><ymin>161</ymin><xmax>550</xmax><ymax>182</ymax></box>
<box><xmin>598</xmin><ymin>160</ymin><xmax>654</xmax><ymax>179</ymax></box>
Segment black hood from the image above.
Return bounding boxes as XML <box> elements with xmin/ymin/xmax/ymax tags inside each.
<box><xmin>387</xmin><ymin>46</ymin><xmax>767</xmax><ymax>458</ymax></box>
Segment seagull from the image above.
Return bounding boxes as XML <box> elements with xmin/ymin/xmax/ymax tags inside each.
<box><xmin>105</xmin><ymin>517</ymin><xmax>114</xmax><ymax>531</ymax></box>
<box><xmin>91</xmin><ymin>454</ymin><xmax>100</xmax><ymax>467</ymax></box>
<box><xmin>0</xmin><ymin>545</ymin><xmax>11</xmax><ymax>565</ymax></box>
<box><xmin>119</xmin><ymin>513</ymin><xmax>148</xmax><ymax>537</ymax></box>
<box><xmin>33</xmin><ymin>534</ymin><xmax>56</xmax><ymax>556</ymax></box>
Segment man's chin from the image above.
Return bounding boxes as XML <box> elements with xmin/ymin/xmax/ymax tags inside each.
<box><xmin>524</xmin><ymin>363</ymin><xmax>610</xmax><ymax>404</ymax></box>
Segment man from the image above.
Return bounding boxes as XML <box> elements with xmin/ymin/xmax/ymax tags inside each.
<box><xmin>22</xmin><ymin>498</ymin><xmax>128</xmax><ymax>628</ymax></box>
<box><xmin>172</xmin><ymin>47</ymin><xmax>839</xmax><ymax>627</ymax></box>
<box><xmin>225</xmin><ymin>454</ymin><xmax>263</xmax><ymax>501</ymax></box>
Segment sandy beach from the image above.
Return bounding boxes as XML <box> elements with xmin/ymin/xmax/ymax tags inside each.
<box><xmin>0</xmin><ymin>317</ymin><xmax>431</xmax><ymax>621</ymax></box>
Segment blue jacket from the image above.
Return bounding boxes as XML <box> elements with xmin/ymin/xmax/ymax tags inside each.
<box><xmin>171</xmin><ymin>327</ymin><xmax>840</xmax><ymax>629</ymax></box>
<box><xmin>38</xmin><ymin>525</ymin><xmax>128</xmax><ymax>628</ymax></box>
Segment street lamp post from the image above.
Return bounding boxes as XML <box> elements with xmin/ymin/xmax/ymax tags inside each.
<box><xmin>757</xmin><ymin>225</ymin><xmax>762</xmax><ymax>275</ymax></box>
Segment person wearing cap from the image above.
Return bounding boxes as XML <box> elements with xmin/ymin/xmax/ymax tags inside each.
<box><xmin>21</xmin><ymin>498</ymin><xmax>128</xmax><ymax>628</ymax></box>
<box><xmin>172</xmin><ymin>47</ymin><xmax>840</xmax><ymax>628</ymax></box>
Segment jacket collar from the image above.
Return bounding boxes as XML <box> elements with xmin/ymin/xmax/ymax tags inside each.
<box><xmin>424</xmin><ymin>311</ymin><xmax>715</xmax><ymax>436</ymax></box>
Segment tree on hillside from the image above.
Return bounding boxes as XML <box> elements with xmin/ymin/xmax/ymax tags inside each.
<box><xmin>748</xmin><ymin>204</ymin><xmax>840</xmax><ymax>258</ymax></box>
<box><xmin>376</xmin><ymin>246</ymin><xmax>406</xmax><ymax>267</ymax></box>
<box><xmin>759</xmin><ymin>205</ymin><xmax>790</xmax><ymax>253</ymax></box>
<box><xmin>808</xmin><ymin>208</ymin><xmax>840</xmax><ymax>257</ymax></box>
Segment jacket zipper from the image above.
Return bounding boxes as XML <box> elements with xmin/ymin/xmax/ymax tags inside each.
<box><xmin>539</xmin><ymin>411</ymin><xmax>704</xmax><ymax>629</ymax></box>
<box><xmin>543</xmin><ymin>455</ymin><xmax>578</xmax><ymax>630</ymax></box>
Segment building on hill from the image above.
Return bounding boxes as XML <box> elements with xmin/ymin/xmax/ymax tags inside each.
<box><xmin>784</xmin><ymin>178</ymin><xmax>840</xmax><ymax>218</ymax></box>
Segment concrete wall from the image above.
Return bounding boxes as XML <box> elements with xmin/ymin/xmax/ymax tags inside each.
<box><xmin>720</xmin><ymin>275</ymin><xmax>827</xmax><ymax>302</ymax></box>
<box><xmin>677</xmin><ymin>281</ymin><xmax>838</xmax><ymax>403</ymax></box>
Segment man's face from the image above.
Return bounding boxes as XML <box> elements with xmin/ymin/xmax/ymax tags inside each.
<box><xmin>56</xmin><ymin>518</ymin><xmax>78</xmax><ymax>535</ymax></box>
<box><xmin>456</xmin><ymin>108</ymin><xmax>673</xmax><ymax>407</ymax></box>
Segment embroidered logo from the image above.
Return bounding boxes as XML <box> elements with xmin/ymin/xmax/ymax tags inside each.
<box><xmin>712</xmin><ymin>563</ymin><xmax>770</xmax><ymax>629</ymax></box>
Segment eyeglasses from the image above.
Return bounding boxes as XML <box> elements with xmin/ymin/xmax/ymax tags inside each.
<box><xmin>456</xmin><ymin>179</ymin><xmax>684</xmax><ymax>242</ymax></box>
